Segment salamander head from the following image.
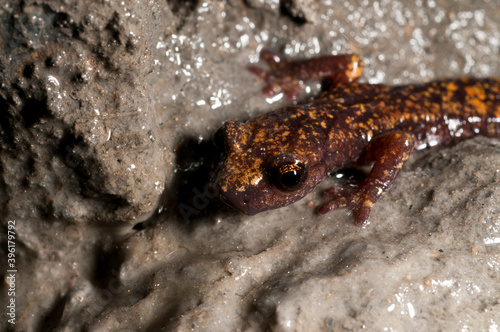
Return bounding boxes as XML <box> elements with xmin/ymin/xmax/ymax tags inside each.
<box><xmin>213</xmin><ymin>119</ymin><xmax>327</xmax><ymax>215</ymax></box>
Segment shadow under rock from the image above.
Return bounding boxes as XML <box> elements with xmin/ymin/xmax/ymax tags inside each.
<box><xmin>148</xmin><ymin>135</ymin><xmax>237</xmax><ymax>230</ymax></box>
<box><xmin>36</xmin><ymin>293</ymin><xmax>70</xmax><ymax>332</ymax></box>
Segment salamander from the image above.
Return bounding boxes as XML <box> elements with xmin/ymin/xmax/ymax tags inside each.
<box><xmin>213</xmin><ymin>50</ymin><xmax>500</xmax><ymax>226</ymax></box>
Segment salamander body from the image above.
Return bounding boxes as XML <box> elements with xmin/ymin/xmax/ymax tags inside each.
<box><xmin>214</xmin><ymin>50</ymin><xmax>500</xmax><ymax>225</ymax></box>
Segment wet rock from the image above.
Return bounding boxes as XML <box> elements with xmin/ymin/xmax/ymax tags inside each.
<box><xmin>0</xmin><ymin>0</ymin><xmax>170</xmax><ymax>223</ymax></box>
<box><xmin>1</xmin><ymin>0</ymin><xmax>500</xmax><ymax>331</ymax></box>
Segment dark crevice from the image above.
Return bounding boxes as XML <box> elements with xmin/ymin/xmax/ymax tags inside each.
<box><xmin>168</xmin><ymin>0</ymin><xmax>199</xmax><ymax>17</ymax></box>
<box><xmin>167</xmin><ymin>0</ymin><xmax>200</xmax><ymax>30</ymax></box>
<box><xmin>22</xmin><ymin>62</ymin><xmax>35</xmax><ymax>78</ymax></box>
<box><xmin>280</xmin><ymin>1</ymin><xmax>307</xmax><ymax>25</ymax></box>
<box><xmin>20</xmin><ymin>96</ymin><xmax>50</xmax><ymax>128</ymax></box>
<box><xmin>91</xmin><ymin>243</ymin><xmax>125</xmax><ymax>291</ymax></box>
<box><xmin>52</xmin><ymin>11</ymin><xmax>72</xmax><ymax>29</ymax></box>
<box><xmin>36</xmin><ymin>293</ymin><xmax>70</xmax><ymax>332</ymax></box>
<box><xmin>0</xmin><ymin>96</ymin><xmax>16</xmax><ymax>146</ymax></box>
<box><xmin>132</xmin><ymin>222</ymin><xmax>145</xmax><ymax>230</ymax></box>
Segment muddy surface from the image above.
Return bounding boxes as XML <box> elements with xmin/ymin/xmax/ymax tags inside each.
<box><xmin>0</xmin><ymin>0</ymin><xmax>499</xmax><ymax>331</ymax></box>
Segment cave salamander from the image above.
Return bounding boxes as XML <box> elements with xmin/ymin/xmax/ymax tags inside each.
<box><xmin>214</xmin><ymin>50</ymin><xmax>500</xmax><ymax>225</ymax></box>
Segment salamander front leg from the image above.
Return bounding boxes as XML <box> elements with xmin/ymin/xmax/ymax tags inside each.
<box><xmin>248</xmin><ymin>49</ymin><xmax>363</xmax><ymax>101</ymax></box>
<box><xmin>318</xmin><ymin>131</ymin><xmax>415</xmax><ymax>226</ymax></box>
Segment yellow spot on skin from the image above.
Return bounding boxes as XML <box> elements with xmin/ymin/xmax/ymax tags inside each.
<box><xmin>446</xmin><ymin>82</ymin><xmax>458</xmax><ymax>91</ymax></box>
<box><xmin>465</xmin><ymin>85</ymin><xmax>486</xmax><ymax>100</ymax></box>
<box><xmin>469</xmin><ymin>98</ymin><xmax>487</xmax><ymax>116</ymax></box>
<box><xmin>363</xmin><ymin>200</ymin><xmax>375</xmax><ymax>208</ymax></box>
<box><xmin>251</xmin><ymin>175</ymin><xmax>261</xmax><ymax>185</ymax></box>
<box><xmin>346</xmin><ymin>55</ymin><xmax>363</xmax><ymax>81</ymax></box>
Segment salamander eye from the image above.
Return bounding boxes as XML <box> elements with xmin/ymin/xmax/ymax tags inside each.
<box><xmin>266</xmin><ymin>155</ymin><xmax>307</xmax><ymax>192</ymax></box>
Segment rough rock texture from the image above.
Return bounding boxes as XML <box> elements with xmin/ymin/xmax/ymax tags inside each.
<box><xmin>0</xmin><ymin>0</ymin><xmax>499</xmax><ymax>331</ymax></box>
<box><xmin>0</xmin><ymin>0</ymin><xmax>168</xmax><ymax>223</ymax></box>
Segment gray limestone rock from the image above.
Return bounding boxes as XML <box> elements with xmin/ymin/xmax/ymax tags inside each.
<box><xmin>0</xmin><ymin>0</ymin><xmax>169</xmax><ymax>223</ymax></box>
<box><xmin>1</xmin><ymin>0</ymin><xmax>499</xmax><ymax>331</ymax></box>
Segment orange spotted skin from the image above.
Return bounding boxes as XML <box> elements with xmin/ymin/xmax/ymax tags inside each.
<box><xmin>214</xmin><ymin>50</ymin><xmax>500</xmax><ymax>225</ymax></box>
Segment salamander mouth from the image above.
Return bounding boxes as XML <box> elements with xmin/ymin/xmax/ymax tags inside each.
<box><xmin>212</xmin><ymin>175</ymin><xmax>263</xmax><ymax>215</ymax></box>
<box><xmin>216</xmin><ymin>185</ymin><xmax>259</xmax><ymax>215</ymax></box>
<box><xmin>223</xmin><ymin>196</ymin><xmax>255</xmax><ymax>215</ymax></box>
